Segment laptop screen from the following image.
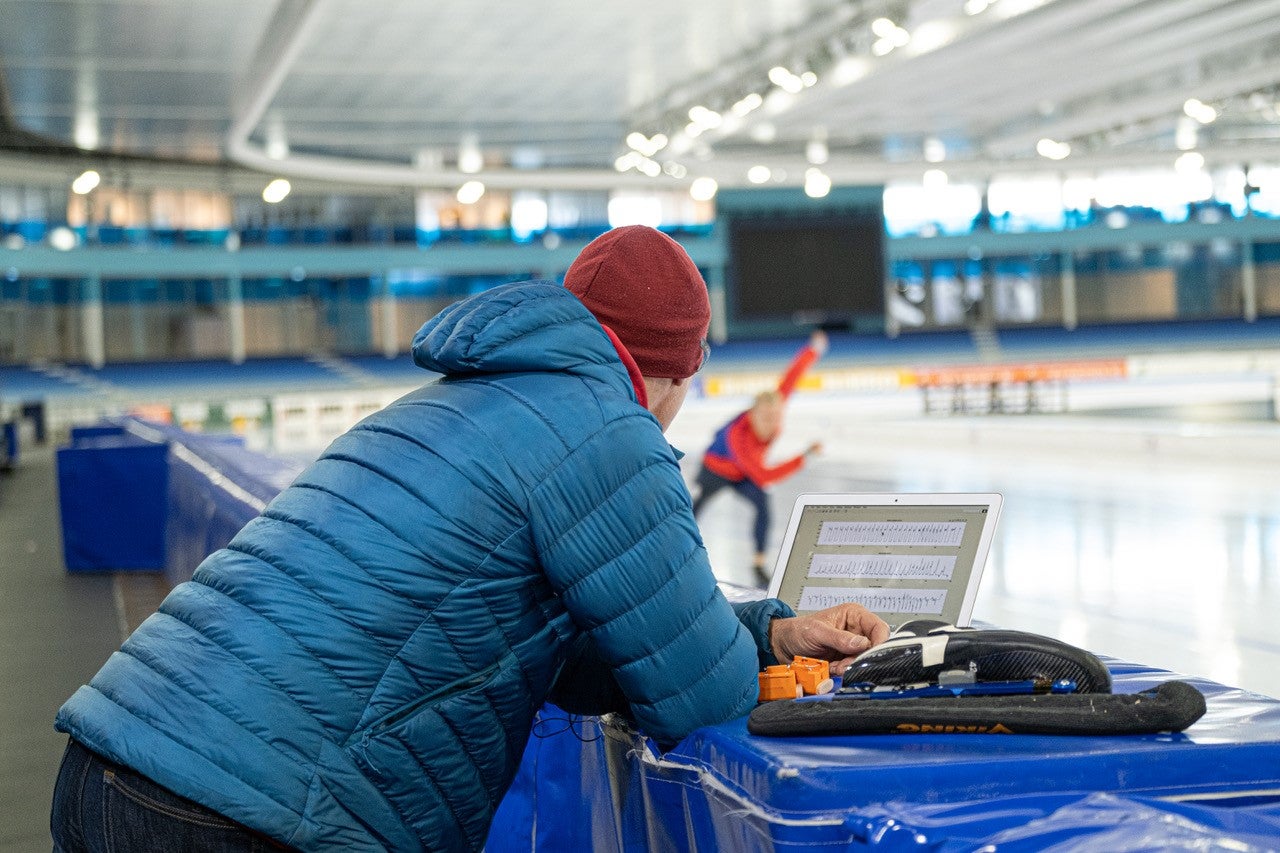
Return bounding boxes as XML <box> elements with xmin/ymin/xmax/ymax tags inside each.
<box><xmin>767</xmin><ymin>494</ymin><xmax>1002</xmax><ymax>629</ymax></box>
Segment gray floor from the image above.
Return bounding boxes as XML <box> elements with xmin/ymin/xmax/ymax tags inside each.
<box><xmin>4</xmin><ymin>388</ymin><xmax>1279</xmax><ymax>851</ymax></box>
<box><xmin>0</xmin><ymin>447</ymin><xmax>167</xmax><ymax>853</ymax></box>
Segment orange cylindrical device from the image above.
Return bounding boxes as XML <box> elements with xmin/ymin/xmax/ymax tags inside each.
<box><xmin>758</xmin><ymin>665</ymin><xmax>800</xmax><ymax>702</ymax></box>
<box><xmin>791</xmin><ymin>656</ymin><xmax>835</xmax><ymax>695</ymax></box>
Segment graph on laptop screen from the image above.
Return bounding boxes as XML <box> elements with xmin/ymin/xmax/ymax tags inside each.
<box><xmin>772</xmin><ymin>501</ymin><xmax>995</xmax><ymax>628</ymax></box>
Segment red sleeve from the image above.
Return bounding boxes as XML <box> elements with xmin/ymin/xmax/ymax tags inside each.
<box><xmin>725</xmin><ymin>419</ymin><xmax>806</xmax><ymax>488</ymax></box>
<box><xmin>776</xmin><ymin>345</ymin><xmax>819</xmax><ymax>399</ymax></box>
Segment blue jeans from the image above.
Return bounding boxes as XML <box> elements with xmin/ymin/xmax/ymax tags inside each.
<box><xmin>51</xmin><ymin>738</ymin><xmax>290</xmax><ymax>852</ymax></box>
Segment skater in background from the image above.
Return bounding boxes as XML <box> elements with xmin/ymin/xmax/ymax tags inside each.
<box><xmin>692</xmin><ymin>329</ymin><xmax>828</xmax><ymax>586</ymax></box>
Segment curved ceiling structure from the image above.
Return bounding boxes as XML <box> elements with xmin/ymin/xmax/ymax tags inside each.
<box><xmin>2</xmin><ymin>0</ymin><xmax>1279</xmax><ymax>191</ymax></box>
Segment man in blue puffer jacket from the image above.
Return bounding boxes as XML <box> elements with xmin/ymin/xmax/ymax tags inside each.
<box><xmin>51</xmin><ymin>225</ymin><xmax>889</xmax><ymax>852</ymax></box>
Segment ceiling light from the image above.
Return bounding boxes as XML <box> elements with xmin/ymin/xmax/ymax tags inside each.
<box><xmin>1183</xmin><ymin>98</ymin><xmax>1217</xmax><ymax>124</ymax></box>
<box><xmin>923</xmin><ymin>169</ymin><xmax>948</xmax><ymax>189</ymax></box>
<box><xmin>871</xmin><ymin>18</ymin><xmax>899</xmax><ymax>38</ymax></box>
<box><xmin>964</xmin><ymin>0</ymin><xmax>991</xmax><ymax>13</ymax></box>
<box><xmin>663</xmin><ymin>161</ymin><xmax>688</xmax><ymax>178</ymax></box>
<box><xmin>924</xmin><ymin>137</ymin><xmax>946</xmax><ymax>163</ymax></box>
<box><xmin>48</xmin><ymin>226</ymin><xmax>77</xmax><ymax>251</ymax></box>
<box><xmin>732</xmin><ymin>93</ymin><xmax>764</xmax><ymax>116</ymax></box>
<box><xmin>1175</xmin><ymin>151</ymin><xmax>1206</xmax><ymax>174</ymax></box>
<box><xmin>800</xmin><ymin>71</ymin><xmax>818</xmax><ymax>87</ymax></box>
<box><xmin>688</xmin><ymin>106</ymin><xmax>722</xmax><ymax>129</ymax></box>
<box><xmin>456</xmin><ymin>180</ymin><xmax>485</xmax><ymax>204</ymax></box>
<box><xmin>71</xmin><ymin>170</ymin><xmax>101</xmax><ymax>195</ymax></box>
<box><xmin>262</xmin><ymin>178</ymin><xmax>291</xmax><ymax>203</ymax></box>
<box><xmin>1035</xmin><ymin>138</ymin><xmax>1071</xmax><ymax>160</ymax></box>
<box><xmin>767</xmin><ymin>66</ymin><xmax>804</xmax><ymax>94</ymax></box>
<box><xmin>806</xmin><ymin>139</ymin><xmax>829</xmax><ymax>165</ymax></box>
<box><xmin>690</xmin><ymin>177</ymin><xmax>718</xmax><ymax>201</ymax></box>
<box><xmin>872</xmin><ymin>38</ymin><xmax>895</xmax><ymax>56</ymax></box>
<box><xmin>804</xmin><ymin>168</ymin><xmax>831</xmax><ymax>198</ymax></box>
<box><xmin>747</xmin><ymin>165</ymin><xmax>772</xmax><ymax>184</ymax></box>
<box><xmin>626</xmin><ymin>132</ymin><xmax>668</xmax><ymax>157</ymax></box>
<box><xmin>458</xmin><ymin>135</ymin><xmax>483</xmax><ymax>174</ymax></box>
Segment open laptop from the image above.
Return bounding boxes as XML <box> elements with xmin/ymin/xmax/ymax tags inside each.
<box><xmin>765</xmin><ymin>493</ymin><xmax>1003</xmax><ymax>630</ymax></box>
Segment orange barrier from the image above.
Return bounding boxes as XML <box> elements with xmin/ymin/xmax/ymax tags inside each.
<box><xmin>905</xmin><ymin>359</ymin><xmax>1127</xmax><ymax>387</ymax></box>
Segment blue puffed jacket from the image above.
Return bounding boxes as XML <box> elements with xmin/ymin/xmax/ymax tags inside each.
<box><xmin>56</xmin><ymin>281</ymin><xmax>793</xmax><ymax>852</ymax></box>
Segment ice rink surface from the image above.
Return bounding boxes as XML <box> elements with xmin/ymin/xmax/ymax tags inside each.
<box><xmin>675</xmin><ymin>390</ymin><xmax>1280</xmax><ymax>700</ymax></box>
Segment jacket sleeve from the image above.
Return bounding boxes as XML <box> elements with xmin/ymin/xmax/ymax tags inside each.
<box><xmin>776</xmin><ymin>344</ymin><xmax>819</xmax><ymax>398</ymax></box>
<box><xmin>732</xmin><ymin>599</ymin><xmax>795</xmax><ymax>669</ymax></box>
<box><xmin>528</xmin><ymin>413</ymin><xmax>770</xmax><ymax>744</ymax></box>
<box><xmin>548</xmin><ymin>599</ymin><xmax>795</xmax><ymax>719</ymax></box>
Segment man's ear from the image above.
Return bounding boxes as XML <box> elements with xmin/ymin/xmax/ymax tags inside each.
<box><xmin>672</xmin><ymin>375</ymin><xmax>688</xmax><ymax>387</ymax></box>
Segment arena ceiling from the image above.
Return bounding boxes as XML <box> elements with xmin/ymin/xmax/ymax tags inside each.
<box><xmin>1</xmin><ymin>0</ymin><xmax>1279</xmax><ymax>191</ymax></box>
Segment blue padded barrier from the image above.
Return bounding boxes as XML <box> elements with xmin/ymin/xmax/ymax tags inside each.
<box><xmin>486</xmin><ymin>651</ymin><xmax>1280</xmax><ymax>851</ymax></box>
<box><xmin>108</xmin><ymin>419</ymin><xmax>304</xmax><ymax>586</ymax></box>
<box><xmin>160</xmin><ymin>427</ymin><xmax>303</xmax><ymax>586</ymax></box>
<box><xmin>54</xmin><ymin>418</ymin><xmax>303</xmax><ymax>582</ymax></box>
<box><xmin>69</xmin><ymin>424</ymin><xmax>127</xmax><ymax>442</ymax></box>
<box><xmin>56</xmin><ymin>433</ymin><xmax>168</xmax><ymax>571</ymax></box>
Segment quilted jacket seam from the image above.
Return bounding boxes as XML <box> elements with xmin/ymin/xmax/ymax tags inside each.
<box><xmin>162</xmin><ymin>584</ymin><xmax>364</xmax><ymax>713</ymax></box>
<box><xmin>615</xmin><ymin>583</ymin><xmax>734</xmax><ymax>706</ymax></box>
<box><xmin>223</xmin><ymin>540</ymin><xmax>409</xmax><ymax>689</ymax></box>
<box><xmin>109</xmin><ymin>647</ymin><xmax>314</xmax><ymax>810</ymax></box>
<box><xmin>536</xmin><ymin>435</ymin><xmax>671</xmax><ymax>560</ymax></box>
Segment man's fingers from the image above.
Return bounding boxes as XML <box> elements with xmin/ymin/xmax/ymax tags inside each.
<box><xmin>831</xmin><ymin>604</ymin><xmax>890</xmax><ymax>646</ymax></box>
<box><xmin>805</xmin><ymin>620</ymin><xmax>872</xmax><ymax>657</ymax></box>
<box><xmin>827</xmin><ymin>657</ymin><xmax>858</xmax><ymax>677</ymax></box>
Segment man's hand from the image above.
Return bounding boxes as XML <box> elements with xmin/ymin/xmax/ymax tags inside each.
<box><xmin>769</xmin><ymin>603</ymin><xmax>890</xmax><ymax>677</ymax></box>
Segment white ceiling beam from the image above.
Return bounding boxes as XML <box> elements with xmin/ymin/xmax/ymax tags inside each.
<box><xmin>985</xmin><ymin>49</ymin><xmax>1280</xmax><ymax>155</ymax></box>
<box><xmin>871</xmin><ymin>0</ymin><xmax>1229</xmax><ymax>119</ymax></box>
<box><xmin>970</xmin><ymin>1</ymin><xmax>1280</xmax><ymax>145</ymax></box>
<box><xmin>770</xmin><ymin>0</ymin><xmax>1280</xmax><ymax>158</ymax></box>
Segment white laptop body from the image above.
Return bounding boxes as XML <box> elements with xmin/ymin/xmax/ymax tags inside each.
<box><xmin>765</xmin><ymin>493</ymin><xmax>1003</xmax><ymax>630</ymax></box>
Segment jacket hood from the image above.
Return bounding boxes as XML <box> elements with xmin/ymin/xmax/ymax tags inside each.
<box><xmin>411</xmin><ymin>280</ymin><xmax>629</xmax><ymax>388</ymax></box>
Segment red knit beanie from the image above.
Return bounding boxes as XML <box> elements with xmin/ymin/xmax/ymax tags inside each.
<box><xmin>564</xmin><ymin>225</ymin><xmax>710</xmax><ymax>379</ymax></box>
